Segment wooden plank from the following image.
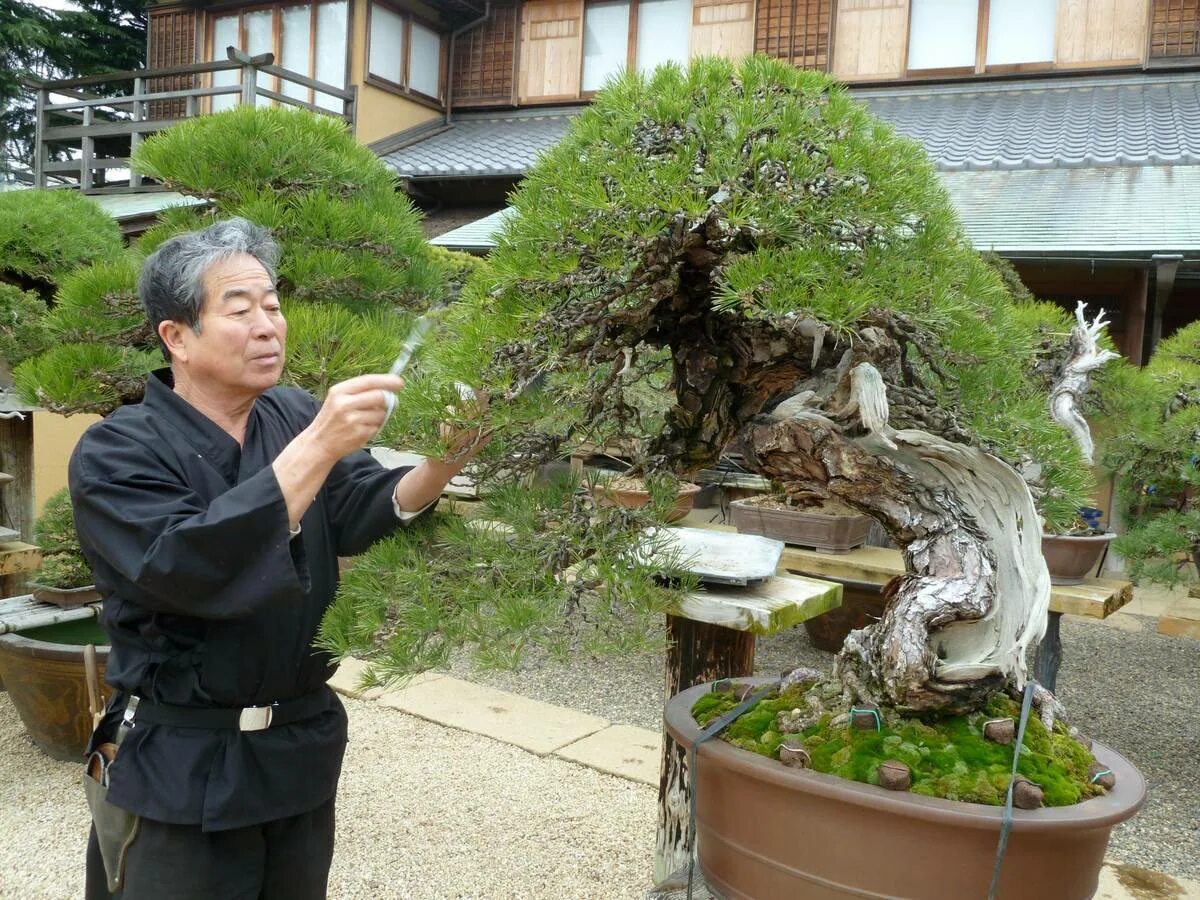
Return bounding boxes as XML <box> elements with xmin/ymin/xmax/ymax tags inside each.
<box><xmin>0</xmin><ymin>543</ymin><xmax>43</xmax><ymax>577</ymax></box>
<box><xmin>673</xmin><ymin>572</ymin><xmax>842</xmax><ymax>634</ymax></box>
<box><xmin>777</xmin><ymin>544</ymin><xmax>1133</xmax><ymax>619</ymax></box>
<box><xmin>641</xmin><ymin>527</ymin><xmax>783</xmax><ymax>586</ymax></box>
<box><xmin>691</xmin><ymin>0</ymin><xmax>756</xmax><ymax>59</ymax></box>
<box><xmin>1157</xmin><ymin>596</ymin><xmax>1200</xmax><ymax>639</ymax></box>
<box><xmin>518</xmin><ymin>0</ymin><xmax>582</xmax><ymax>102</ymax></box>
<box><xmin>0</xmin><ymin>593</ymin><xmax>98</xmax><ymax>635</ymax></box>
<box><xmin>831</xmin><ymin>0</ymin><xmax>908</xmax><ymax>80</ymax></box>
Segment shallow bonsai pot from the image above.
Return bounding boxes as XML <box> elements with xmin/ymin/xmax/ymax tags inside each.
<box><xmin>666</xmin><ymin>679</ymin><xmax>1145</xmax><ymax>900</ymax></box>
<box><xmin>30</xmin><ymin>583</ymin><xmax>101</xmax><ymax>609</ymax></box>
<box><xmin>730</xmin><ymin>499</ymin><xmax>872</xmax><ymax>553</ymax></box>
<box><xmin>0</xmin><ymin>618</ymin><xmax>109</xmax><ymax>760</ymax></box>
<box><xmin>592</xmin><ymin>482</ymin><xmax>702</xmax><ymax>523</ymax></box>
<box><xmin>1041</xmin><ymin>533</ymin><xmax>1114</xmax><ymax>585</ymax></box>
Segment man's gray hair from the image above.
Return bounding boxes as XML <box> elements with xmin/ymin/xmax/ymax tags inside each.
<box><xmin>139</xmin><ymin>217</ymin><xmax>281</xmax><ymax>360</ymax></box>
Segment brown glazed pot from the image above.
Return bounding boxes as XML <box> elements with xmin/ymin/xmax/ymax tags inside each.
<box><xmin>730</xmin><ymin>500</ymin><xmax>873</xmax><ymax>553</ymax></box>
<box><xmin>1041</xmin><ymin>533</ymin><xmax>1114</xmax><ymax>585</ymax></box>
<box><xmin>802</xmin><ymin>583</ymin><xmax>886</xmax><ymax>652</ymax></box>
<box><xmin>591</xmin><ymin>482</ymin><xmax>702</xmax><ymax>523</ymax></box>
<box><xmin>666</xmin><ymin>680</ymin><xmax>1146</xmax><ymax>900</ymax></box>
<box><xmin>0</xmin><ymin>619</ymin><xmax>110</xmax><ymax>760</ymax></box>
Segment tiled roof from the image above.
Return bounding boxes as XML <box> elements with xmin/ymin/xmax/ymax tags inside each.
<box><xmin>380</xmin><ymin>107</ymin><xmax>580</xmax><ymax>178</ymax></box>
<box><xmin>430</xmin><ymin>166</ymin><xmax>1200</xmax><ymax>256</ymax></box>
<box><xmin>856</xmin><ymin>72</ymin><xmax>1200</xmax><ymax>171</ymax></box>
<box><xmin>381</xmin><ymin>72</ymin><xmax>1200</xmax><ymax>178</ymax></box>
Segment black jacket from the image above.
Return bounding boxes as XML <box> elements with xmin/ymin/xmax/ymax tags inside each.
<box><xmin>69</xmin><ymin>369</ymin><xmax>423</xmax><ymax>830</ymax></box>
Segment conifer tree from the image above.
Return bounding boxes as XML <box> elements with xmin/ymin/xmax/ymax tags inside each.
<box><xmin>327</xmin><ymin>57</ymin><xmax>1106</xmax><ymax>717</ymax></box>
<box><xmin>8</xmin><ymin>106</ymin><xmax>451</xmax><ymax>411</ymax></box>
<box><xmin>1104</xmin><ymin>322</ymin><xmax>1200</xmax><ymax>588</ymax></box>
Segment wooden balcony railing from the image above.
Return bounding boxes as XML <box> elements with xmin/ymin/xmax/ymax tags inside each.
<box><xmin>29</xmin><ymin>48</ymin><xmax>357</xmax><ymax>194</ymax></box>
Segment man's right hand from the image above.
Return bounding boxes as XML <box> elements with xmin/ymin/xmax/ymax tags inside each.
<box><xmin>304</xmin><ymin>374</ymin><xmax>404</xmax><ymax>463</ymax></box>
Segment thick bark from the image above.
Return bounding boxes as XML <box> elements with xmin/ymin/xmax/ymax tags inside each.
<box><xmin>654</xmin><ymin>615</ymin><xmax>755</xmax><ymax>882</ymax></box>
<box><xmin>743</xmin><ymin>364</ymin><xmax>1050</xmax><ymax>713</ymax></box>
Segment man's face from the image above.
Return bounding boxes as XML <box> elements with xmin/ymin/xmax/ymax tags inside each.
<box><xmin>180</xmin><ymin>252</ymin><xmax>287</xmax><ymax>397</ymax></box>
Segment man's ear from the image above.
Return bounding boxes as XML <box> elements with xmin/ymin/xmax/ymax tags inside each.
<box><xmin>158</xmin><ymin>320</ymin><xmax>190</xmax><ymax>363</ymax></box>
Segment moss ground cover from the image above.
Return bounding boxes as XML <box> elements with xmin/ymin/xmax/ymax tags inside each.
<box><xmin>692</xmin><ymin>685</ymin><xmax>1102</xmax><ymax>806</ymax></box>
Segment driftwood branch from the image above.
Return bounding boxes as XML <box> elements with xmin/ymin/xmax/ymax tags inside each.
<box><xmin>1048</xmin><ymin>302</ymin><xmax>1119</xmax><ymax>464</ymax></box>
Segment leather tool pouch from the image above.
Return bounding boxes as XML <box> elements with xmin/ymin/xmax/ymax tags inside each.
<box><xmin>84</xmin><ymin>742</ymin><xmax>140</xmax><ymax>892</ymax></box>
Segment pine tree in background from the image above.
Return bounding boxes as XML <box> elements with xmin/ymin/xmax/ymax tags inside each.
<box><xmin>329</xmin><ymin>57</ymin><xmax>1108</xmax><ymax>715</ymax></box>
<box><xmin>7</xmin><ymin>106</ymin><xmax>453</xmax><ymax>411</ymax></box>
<box><xmin>1105</xmin><ymin>322</ymin><xmax>1200</xmax><ymax>588</ymax></box>
<box><xmin>1</xmin><ymin>0</ymin><xmax>146</xmax><ymax>180</ymax></box>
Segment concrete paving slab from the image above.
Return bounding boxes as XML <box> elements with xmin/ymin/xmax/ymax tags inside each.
<box><xmin>1097</xmin><ymin>862</ymin><xmax>1200</xmax><ymax>899</ymax></box>
<box><xmin>329</xmin><ymin>658</ymin><xmax>443</xmax><ymax>700</ymax></box>
<box><xmin>376</xmin><ymin>675</ymin><xmax>609</xmax><ymax>754</ymax></box>
<box><xmin>555</xmin><ymin>724</ymin><xmax>663</xmax><ymax>785</ymax></box>
<box><xmin>1158</xmin><ymin>597</ymin><xmax>1200</xmax><ymax>640</ymax></box>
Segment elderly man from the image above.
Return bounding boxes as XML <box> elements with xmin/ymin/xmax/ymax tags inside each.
<box><xmin>70</xmin><ymin>217</ymin><xmax>480</xmax><ymax>899</ymax></box>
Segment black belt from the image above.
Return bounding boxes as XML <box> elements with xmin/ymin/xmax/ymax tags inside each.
<box><xmin>124</xmin><ymin>687</ymin><xmax>332</xmax><ymax>733</ymax></box>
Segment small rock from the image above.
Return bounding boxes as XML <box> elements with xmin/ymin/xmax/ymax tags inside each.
<box><xmin>1012</xmin><ymin>777</ymin><xmax>1044</xmax><ymax>810</ymax></box>
<box><xmin>850</xmin><ymin>704</ymin><xmax>881</xmax><ymax>731</ymax></box>
<box><xmin>712</xmin><ymin>680</ymin><xmax>756</xmax><ymax>700</ymax></box>
<box><xmin>775</xmin><ymin>708</ymin><xmax>815</xmax><ymax>734</ymax></box>
<box><xmin>778</xmin><ymin>742</ymin><xmax>810</xmax><ymax>769</ymax></box>
<box><xmin>877</xmin><ymin>759</ymin><xmax>911</xmax><ymax>791</ymax></box>
<box><xmin>1088</xmin><ymin>762</ymin><xmax>1116</xmax><ymax>790</ymax></box>
<box><xmin>983</xmin><ymin>718</ymin><xmax>1015</xmax><ymax>745</ymax></box>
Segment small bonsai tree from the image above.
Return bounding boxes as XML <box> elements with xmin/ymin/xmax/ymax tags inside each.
<box><xmin>33</xmin><ymin>488</ymin><xmax>93</xmax><ymax>590</ymax></box>
<box><xmin>1104</xmin><ymin>322</ymin><xmax>1200</xmax><ymax>588</ymax></box>
<box><xmin>327</xmin><ymin>57</ymin><xmax>1110</xmax><ymax>726</ymax></box>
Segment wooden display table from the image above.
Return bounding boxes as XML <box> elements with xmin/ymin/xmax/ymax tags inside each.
<box><xmin>776</xmin><ymin>545</ymin><xmax>1132</xmax><ymax>692</ymax></box>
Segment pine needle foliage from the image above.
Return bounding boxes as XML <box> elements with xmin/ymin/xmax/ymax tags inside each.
<box><xmin>387</xmin><ymin>56</ymin><xmax>1094</xmax><ymax>519</ymax></box>
<box><xmin>33</xmin><ymin>487</ymin><xmax>92</xmax><ymax>590</ymax></box>
<box><xmin>1104</xmin><ymin>322</ymin><xmax>1200</xmax><ymax>587</ymax></box>
<box><xmin>13</xmin><ymin>343</ymin><xmax>159</xmax><ymax>415</ymax></box>
<box><xmin>318</xmin><ymin>473</ymin><xmax>692</xmax><ymax>683</ymax></box>
<box><xmin>280</xmin><ymin>302</ymin><xmax>410</xmax><ymax>399</ymax></box>
<box><xmin>0</xmin><ymin>190</ymin><xmax>123</xmax><ymax>291</ymax></box>
<box><xmin>0</xmin><ymin>283</ymin><xmax>52</xmax><ymax>366</ymax></box>
<box><xmin>45</xmin><ymin>254</ymin><xmax>152</xmax><ymax>346</ymax></box>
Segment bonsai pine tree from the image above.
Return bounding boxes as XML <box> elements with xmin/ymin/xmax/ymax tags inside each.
<box><xmin>328</xmin><ymin>56</ymin><xmax>1109</xmax><ymax>723</ymax></box>
<box><xmin>33</xmin><ymin>487</ymin><xmax>93</xmax><ymax>590</ymax></box>
<box><xmin>11</xmin><ymin>106</ymin><xmax>453</xmax><ymax>411</ymax></box>
<box><xmin>1104</xmin><ymin>322</ymin><xmax>1200</xmax><ymax>588</ymax></box>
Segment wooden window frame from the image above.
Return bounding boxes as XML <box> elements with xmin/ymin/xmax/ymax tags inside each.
<box><xmin>365</xmin><ymin>0</ymin><xmax>447</xmax><ymax>109</ymax></box>
<box><xmin>204</xmin><ymin>1</ymin><xmax>352</xmax><ymax>107</ymax></box>
<box><xmin>1146</xmin><ymin>0</ymin><xmax>1200</xmax><ymax>61</ymax></box>
<box><xmin>904</xmin><ymin>0</ymin><xmax>1056</xmax><ymax>77</ymax></box>
<box><xmin>577</xmin><ymin>0</ymin><xmax>691</xmax><ymax>99</ymax></box>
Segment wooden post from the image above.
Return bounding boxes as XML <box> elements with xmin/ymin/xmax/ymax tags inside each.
<box><xmin>241</xmin><ymin>63</ymin><xmax>258</xmax><ymax>107</ymax></box>
<box><xmin>0</xmin><ymin>414</ymin><xmax>35</xmax><ymax>597</ymax></box>
<box><xmin>130</xmin><ymin>77</ymin><xmax>144</xmax><ymax>189</ymax></box>
<box><xmin>81</xmin><ymin>106</ymin><xmax>94</xmax><ymax>191</ymax></box>
<box><xmin>33</xmin><ymin>88</ymin><xmax>48</xmax><ymax>188</ymax></box>
<box><xmin>1122</xmin><ymin>267</ymin><xmax>1149</xmax><ymax>365</ymax></box>
<box><xmin>654</xmin><ymin>614</ymin><xmax>755</xmax><ymax>883</ymax></box>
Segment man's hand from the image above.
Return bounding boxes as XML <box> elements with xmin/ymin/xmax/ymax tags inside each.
<box><xmin>305</xmin><ymin>374</ymin><xmax>404</xmax><ymax>464</ymax></box>
<box><xmin>438</xmin><ymin>384</ymin><xmax>491</xmax><ymax>465</ymax></box>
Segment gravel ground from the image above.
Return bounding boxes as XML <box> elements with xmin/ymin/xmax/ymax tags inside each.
<box><xmin>452</xmin><ymin>612</ymin><xmax>1200</xmax><ymax>882</ymax></box>
<box><xmin>1</xmin><ymin>610</ymin><xmax>1195</xmax><ymax>897</ymax></box>
<box><xmin>0</xmin><ymin>693</ymin><xmax>655</xmax><ymax>899</ymax></box>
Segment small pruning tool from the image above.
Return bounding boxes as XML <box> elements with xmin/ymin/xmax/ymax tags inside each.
<box><xmin>383</xmin><ymin>315</ymin><xmax>434</xmax><ymax>421</ymax></box>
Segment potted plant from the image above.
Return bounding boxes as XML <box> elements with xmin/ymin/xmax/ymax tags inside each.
<box><xmin>324</xmin><ymin>57</ymin><xmax>1142</xmax><ymax>899</ymax></box>
<box><xmin>31</xmin><ymin>487</ymin><xmax>99</xmax><ymax>608</ymax></box>
<box><xmin>589</xmin><ymin>470</ymin><xmax>702</xmax><ymax>523</ymax></box>
<box><xmin>729</xmin><ymin>492</ymin><xmax>874</xmax><ymax>553</ymax></box>
<box><xmin>1101</xmin><ymin>322</ymin><xmax>1200</xmax><ymax>592</ymax></box>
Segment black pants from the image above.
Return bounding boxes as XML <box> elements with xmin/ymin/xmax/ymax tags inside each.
<box><xmin>85</xmin><ymin>796</ymin><xmax>336</xmax><ymax>900</ymax></box>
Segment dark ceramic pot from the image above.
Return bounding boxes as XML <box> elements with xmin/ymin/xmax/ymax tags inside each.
<box><xmin>666</xmin><ymin>679</ymin><xmax>1145</xmax><ymax>900</ymax></box>
<box><xmin>0</xmin><ymin>618</ymin><xmax>109</xmax><ymax>760</ymax></box>
<box><xmin>1041</xmin><ymin>533</ymin><xmax>1114</xmax><ymax>585</ymax></box>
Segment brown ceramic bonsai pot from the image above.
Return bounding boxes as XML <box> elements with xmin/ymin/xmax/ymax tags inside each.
<box><xmin>666</xmin><ymin>679</ymin><xmax>1145</xmax><ymax>900</ymax></box>
<box><xmin>1041</xmin><ymin>533</ymin><xmax>1114</xmax><ymax>585</ymax></box>
<box><xmin>802</xmin><ymin>581</ymin><xmax>886</xmax><ymax>652</ymax></box>
<box><xmin>729</xmin><ymin>498</ymin><xmax>872</xmax><ymax>553</ymax></box>
<box><xmin>30</xmin><ymin>583</ymin><xmax>102</xmax><ymax>609</ymax></box>
<box><xmin>0</xmin><ymin>618</ymin><xmax>110</xmax><ymax>760</ymax></box>
<box><xmin>591</xmin><ymin>480</ymin><xmax>702</xmax><ymax>523</ymax></box>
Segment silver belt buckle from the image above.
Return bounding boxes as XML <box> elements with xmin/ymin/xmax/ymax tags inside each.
<box><xmin>238</xmin><ymin>704</ymin><xmax>274</xmax><ymax>732</ymax></box>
